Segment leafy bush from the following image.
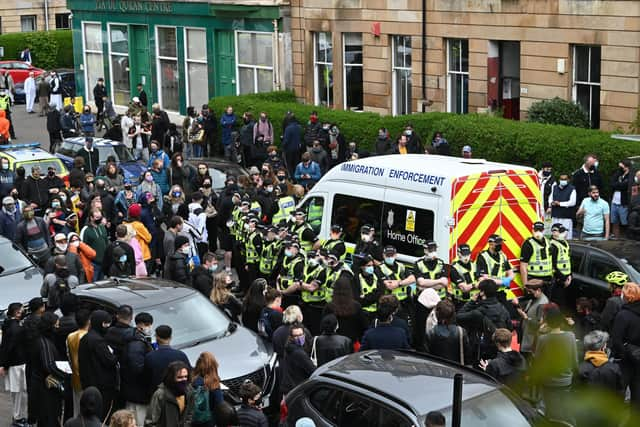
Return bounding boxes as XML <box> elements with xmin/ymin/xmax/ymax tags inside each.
<box><xmin>209</xmin><ymin>92</ymin><xmax>640</xmax><ymax>191</ymax></box>
<box><xmin>527</xmin><ymin>97</ymin><xmax>590</xmax><ymax>128</ymax></box>
<box><xmin>0</xmin><ymin>30</ymin><xmax>73</xmax><ymax>69</ymax></box>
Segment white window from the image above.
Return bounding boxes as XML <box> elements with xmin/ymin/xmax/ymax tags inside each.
<box><xmin>108</xmin><ymin>24</ymin><xmax>130</xmax><ymax>106</ymax></box>
<box><xmin>447</xmin><ymin>39</ymin><xmax>469</xmax><ymax>114</ymax></box>
<box><xmin>314</xmin><ymin>32</ymin><xmax>333</xmax><ymax>107</ymax></box>
<box><xmin>21</xmin><ymin>15</ymin><xmax>37</xmax><ymax>32</ymax></box>
<box><xmin>573</xmin><ymin>45</ymin><xmax>601</xmax><ymax>129</ymax></box>
<box><xmin>156</xmin><ymin>26</ymin><xmax>179</xmax><ymax>112</ymax></box>
<box><xmin>184</xmin><ymin>28</ymin><xmax>209</xmax><ymax>108</ymax></box>
<box><xmin>343</xmin><ymin>33</ymin><xmax>363</xmax><ymax>111</ymax></box>
<box><xmin>83</xmin><ymin>22</ymin><xmax>104</xmax><ymax>103</ymax></box>
<box><xmin>392</xmin><ymin>35</ymin><xmax>412</xmax><ymax>115</ymax></box>
<box><xmin>236</xmin><ymin>31</ymin><xmax>274</xmax><ymax>95</ymax></box>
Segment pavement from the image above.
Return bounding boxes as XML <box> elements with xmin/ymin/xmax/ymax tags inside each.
<box><xmin>8</xmin><ymin>101</ymin><xmax>52</xmax><ymax>151</ymax></box>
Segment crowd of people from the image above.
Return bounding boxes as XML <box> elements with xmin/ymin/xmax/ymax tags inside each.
<box><xmin>0</xmin><ymin>81</ymin><xmax>639</xmax><ymax>427</ymax></box>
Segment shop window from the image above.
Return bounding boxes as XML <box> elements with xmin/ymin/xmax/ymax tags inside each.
<box><xmin>447</xmin><ymin>39</ymin><xmax>469</xmax><ymax>114</ymax></box>
<box><xmin>314</xmin><ymin>32</ymin><xmax>333</xmax><ymax>107</ymax></box>
<box><xmin>55</xmin><ymin>13</ymin><xmax>70</xmax><ymax>29</ymax></box>
<box><xmin>109</xmin><ymin>24</ymin><xmax>130</xmax><ymax>106</ymax></box>
<box><xmin>236</xmin><ymin>31</ymin><xmax>274</xmax><ymax>95</ymax></box>
<box><xmin>331</xmin><ymin>194</ymin><xmax>383</xmax><ymax>245</ymax></box>
<box><xmin>185</xmin><ymin>28</ymin><xmax>208</xmax><ymax>108</ymax></box>
<box><xmin>21</xmin><ymin>15</ymin><xmax>37</xmax><ymax>33</ymax></box>
<box><xmin>343</xmin><ymin>33</ymin><xmax>363</xmax><ymax>111</ymax></box>
<box><xmin>392</xmin><ymin>35</ymin><xmax>412</xmax><ymax>116</ymax></box>
<box><xmin>381</xmin><ymin>201</ymin><xmax>434</xmax><ymax>258</ymax></box>
<box><xmin>82</xmin><ymin>23</ymin><xmax>105</xmax><ymax>104</ymax></box>
<box><xmin>156</xmin><ymin>27</ymin><xmax>179</xmax><ymax>112</ymax></box>
<box><xmin>573</xmin><ymin>45</ymin><xmax>601</xmax><ymax>129</ymax></box>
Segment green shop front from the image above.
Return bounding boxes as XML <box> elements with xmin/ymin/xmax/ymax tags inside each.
<box><xmin>68</xmin><ymin>0</ymin><xmax>286</xmax><ymax>115</ymax></box>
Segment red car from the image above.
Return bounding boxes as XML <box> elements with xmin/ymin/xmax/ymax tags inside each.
<box><xmin>0</xmin><ymin>60</ymin><xmax>44</xmax><ymax>84</ymax></box>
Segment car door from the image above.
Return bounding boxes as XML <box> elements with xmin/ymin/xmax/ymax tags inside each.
<box><xmin>582</xmin><ymin>252</ymin><xmax>622</xmax><ymax>302</ymax></box>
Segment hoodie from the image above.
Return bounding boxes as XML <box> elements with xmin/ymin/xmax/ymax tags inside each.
<box><xmin>0</xmin><ymin>110</ymin><xmax>9</xmax><ymax>140</ymax></box>
<box><xmin>612</xmin><ymin>300</ymin><xmax>640</xmax><ymax>358</ymax></box>
<box><xmin>78</xmin><ymin>310</ymin><xmax>120</xmax><ymax>392</ymax></box>
<box><xmin>64</xmin><ymin>385</ymin><xmax>103</xmax><ymax>427</ymax></box>
<box><xmin>485</xmin><ymin>350</ymin><xmax>527</xmax><ymax>385</ymax></box>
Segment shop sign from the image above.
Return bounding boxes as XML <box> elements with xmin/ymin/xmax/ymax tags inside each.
<box><xmin>96</xmin><ymin>0</ymin><xmax>174</xmax><ymax>14</ymax></box>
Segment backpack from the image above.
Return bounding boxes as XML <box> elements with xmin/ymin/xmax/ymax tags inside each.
<box><xmin>49</xmin><ymin>277</ymin><xmax>71</xmax><ymax>308</ymax></box>
<box><xmin>192</xmin><ymin>384</ymin><xmax>212</xmax><ymax>423</ymax></box>
<box><xmin>257</xmin><ymin>308</ymin><xmax>273</xmax><ymax>339</ymax></box>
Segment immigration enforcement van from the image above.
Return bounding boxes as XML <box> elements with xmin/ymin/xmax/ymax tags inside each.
<box><xmin>297</xmin><ymin>154</ymin><xmax>542</xmax><ymax>288</ymax></box>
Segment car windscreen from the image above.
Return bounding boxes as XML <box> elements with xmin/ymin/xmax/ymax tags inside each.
<box><xmin>440</xmin><ymin>389</ymin><xmax>534</xmax><ymax>427</ymax></box>
<box><xmin>143</xmin><ymin>294</ymin><xmax>230</xmax><ymax>348</ymax></box>
<box><xmin>56</xmin><ymin>141</ymin><xmax>80</xmax><ymax>158</ymax></box>
<box><xmin>17</xmin><ymin>159</ymin><xmax>68</xmax><ymax>175</ymax></box>
<box><xmin>208</xmin><ymin>167</ymin><xmax>228</xmax><ymax>190</ymax></box>
<box><xmin>98</xmin><ymin>145</ymin><xmax>135</xmax><ymax>163</ymax></box>
<box><xmin>0</xmin><ymin>242</ymin><xmax>33</xmax><ymax>276</ymax></box>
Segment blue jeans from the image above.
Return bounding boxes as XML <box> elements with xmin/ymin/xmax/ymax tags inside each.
<box><xmin>610</xmin><ymin>203</ymin><xmax>628</xmax><ymax>225</ymax></box>
<box><xmin>92</xmin><ymin>262</ymin><xmax>104</xmax><ymax>281</ymax></box>
<box><xmin>193</xmin><ymin>143</ymin><xmax>203</xmax><ymax>158</ymax></box>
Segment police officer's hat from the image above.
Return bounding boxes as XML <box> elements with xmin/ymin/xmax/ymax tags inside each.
<box><xmin>457</xmin><ymin>244</ymin><xmax>472</xmax><ymax>255</ymax></box>
<box><xmin>267</xmin><ymin>226</ymin><xmax>278</xmax><ymax>233</ymax></box>
<box><xmin>551</xmin><ymin>223</ymin><xmax>566</xmax><ymax>232</ymax></box>
<box><xmin>284</xmin><ymin>240</ymin><xmax>300</xmax><ymax>249</ymax></box>
<box><xmin>423</xmin><ymin>240</ymin><xmax>438</xmax><ymax>249</ymax></box>
<box><xmin>487</xmin><ymin>234</ymin><xmax>504</xmax><ymax>243</ymax></box>
<box><xmin>294</xmin><ymin>209</ymin><xmax>306</xmax><ymax>216</ymax></box>
<box><xmin>360</xmin><ymin>224</ymin><xmax>372</xmax><ymax>234</ymax></box>
<box><xmin>532</xmin><ymin>221</ymin><xmax>545</xmax><ymax>231</ymax></box>
<box><xmin>383</xmin><ymin>245</ymin><xmax>397</xmax><ymax>255</ymax></box>
<box><xmin>307</xmin><ymin>250</ymin><xmax>317</xmax><ymax>258</ymax></box>
<box><xmin>330</xmin><ymin>224</ymin><xmax>343</xmax><ymax>233</ymax></box>
<box><xmin>247</xmin><ymin>217</ymin><xmax>259</xmax><ymax>224</ymax></box>
<box><xmin>327</xmin><ymin>252</ymin><xmax>339</xmax><ymax>262</ymax></box>
<box><xmin>240</xmin><ymin>200</ymin><xmax>250</xmax><ymax>207</ymax></box>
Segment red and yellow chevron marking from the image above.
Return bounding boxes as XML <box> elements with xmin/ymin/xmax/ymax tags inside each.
<box><xmin>448</xmin><ymin>169</ymin><xmax>542</xmax><ymax>297</ymax></box>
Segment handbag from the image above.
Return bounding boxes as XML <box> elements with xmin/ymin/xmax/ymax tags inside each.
<box><xmin>457</xmin><ymin>326</ymin><xmax>465</xmax><ymax>366</ymax></box>
<box><xmin>310</xmin><ymin>337</ymin><xmax>318</xmax><ymax>367</ymax></box>
<box><xmin>45</xmin><ymin>374</ymin><xmax>65</xmax><ymax>394</ymax></box>
<box><xmin>192</xmin><ymin>129</ymin><xmax>205</xmax><ymax>144</ymax></box>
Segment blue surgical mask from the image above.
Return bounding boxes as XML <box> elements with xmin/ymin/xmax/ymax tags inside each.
<box><xmin>384</xmin><ymin>257</ymin><xmax>394</xmax><ymax>266</ymax></box>
<box><xmin>209</xmin><ymin>263</ymin><xmax>219</xmax><ymax>272</ymax></box>
<box><xmin>118</xmin><ymin>254</ymin><xmax>127</xmax><ymax>263</ymax></box>
<box><xmin>364</xmin><ymin>266</ymin><xmax>374</xmax><ymax>275</ymax></box>
<box><xmin>285</xmin><ymin>250</ymin><xmax>293</xmax><ymax>258</ymax></box>
<box><xmin>559</xmin><ymin>180</ymin><xmax>568</xmax><ymax>187</ymax></box>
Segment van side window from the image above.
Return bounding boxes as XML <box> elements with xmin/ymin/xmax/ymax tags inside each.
<box><xmin>300</xmin><ymin>196</ymin><xmax>324</xmax><ymax>234</ymax></box>
<box><xmin>381</xmin><ymin>202</ymin><xmax>434</xmax><ymax>257</ymax></box>
<box><xmin>331</xmin><ymin>194</ymin><xmax>383</xmax><ymax>244</ymax></box>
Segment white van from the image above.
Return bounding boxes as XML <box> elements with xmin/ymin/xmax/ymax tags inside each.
<box><xmin>298</xmin><ymin>154</ymin><xmax>543</xmax><ymax>268</ymax></box>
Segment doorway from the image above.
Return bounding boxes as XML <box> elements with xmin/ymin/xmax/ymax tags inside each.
<box><xmin>215</xmin><ymin>31</ymin><xmax>236</xmax><ymax>96</ymax></box>
<box><xmin>129</xmin><ymin>25</ymin><xmax>152</xmax><ymax>102</ymax></box>
<box><xmin>488</xmin><ymin>41</ymin><xmax>520</xmax><ymax>120</ymax></box>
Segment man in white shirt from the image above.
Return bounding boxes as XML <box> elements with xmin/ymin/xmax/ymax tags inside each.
<box><xmin>24</xmin><ymin>72</ymin><xmax>36</xmax><ymax>114</ymax></box>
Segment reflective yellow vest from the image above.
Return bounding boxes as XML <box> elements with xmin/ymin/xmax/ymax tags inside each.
<box><xmin>379</xmin><ymin>262</ymin><xmax>410</xmax><ymax>301</ymax></box>
<box><xmin>323</xmin><ymin>264</ymin><xmax>353</xmax><ymax>303</ymax></box>
<box><xmin>250</xmin><ymin>201</ymin><xmax>262</xmax><ymax>218</ymax></box>
<box><xmin>259</xmin><ymin>240</ymin><xmax>281</xmax><ymax>275</ymax></box>
<box><xmin>479</xmin><ymin>250</ymin><xmax>510</xmax><ymax>279</ymax></box>
<box><xmin>245</xmin><ymin>230</ymin><xmax>260</xmax><ymax>264</ymax></box>
<box><xmin>291</xmin><ymin>222</ymin><xmax>314</xmax><ymax>252</ymax></box>
<box><xmin>550</xmin><ymin>238</ymin><xmax>571</xmax><ymax>276</ymax></box>
<box><xmin>452</xmin><ymin>260</ymin><xmax>479</xmax><ymax>301</ymax></box>
<box><xmin>525</xmin><ymin>237</ymin><xmax>553</xmax><ymax>277</ymax></box>
<box><xmin>415</xmin><ymin>258</ymin><xmax>447</xmax><ymax>298</ymax></box>
<box><xmin>271</xmin><ymin>196</ymin><xmax>296</xmax><ymax>226</ymax></box>
<box><xmin>308</xmin><ymin>204</ymin><xmax>322</xmax><ymax>231</ymax></box>
<box><xmin>301</xmin><ymin>263</ymin><xmax>326</xmax><ymax>303</ymax></box>
<box><xmin>359</xmin><ymin>273</ymin><xmax>379</xmax><ymax>312</ymax></box>
<box><xmin>278</xmin><ymin>254</ymin><xmax>305</xmax><ymax>291</ymax></box>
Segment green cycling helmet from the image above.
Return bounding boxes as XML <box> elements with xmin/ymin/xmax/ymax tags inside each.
<box><xmin>605</xmin><ymin>271</ymin><xmax>629</xmax><ymax>286</ymax></box>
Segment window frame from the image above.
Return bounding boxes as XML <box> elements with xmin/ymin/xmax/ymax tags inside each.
<box><xmin>313</xmin><ymin>31</ymin><xmax>334</xmax><ymax>107</ymax></box>
<box><xmin>155</xmin><ymin>25</ymin><xmax>179</xmax><ymax>112</ymax></box>
<box><xmin>183</xmin><ymin>27</ymin><xmax>209</xmax><ymax>108</ymax></box>
<box><xmin>391</xmin><ymin>35</ymin><xmax>412</xmax><ymax>116</ymax></box>
<box><xmin>107</xmin><ymin>23</ymin><xmax>131</xmax><ymax>107</ymax></box>
<box><xmin>234</xmin><ymin>30</ymin><xmax>275</xmax><ymax>95</ymax></box>
<box><xmin>343</xmin><ymin>32</ymin><xmax>363</xmax><ymax>111</ymax></box>
<box><xmin>20</xmin><ymin>15</ymin><xmax>37</xmax><ymax>33</ymax></box>
<box><xmin>82</xmin><ymin>21</ymin><xmax>105</xmax><ymax>104</ymax></box>
<box><xmin>447</xmin><ymin>38</ymin><xmax>469</xmax><ymax>114</ymax></box>
<box><xmin>55</xmin><ymin>13</ymin><xmax>70</xmax><ymax>29</ymax></box>
<box><xmin>572</xmin><ymin>45</ymin><xmax>601</xmax><ymax>129</ymax></box>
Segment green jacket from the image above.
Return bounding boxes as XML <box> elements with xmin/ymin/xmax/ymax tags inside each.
<box><xmin>145</xmin><ymin>383</ymin><xmax>194</xmax><ymax>427</ymax></box>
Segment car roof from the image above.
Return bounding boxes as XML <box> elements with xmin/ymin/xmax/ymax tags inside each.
<box><xmin>64</xmin><ymin>137</ymin><xmax>123</xmax><ymax>147</ymax></box>
<box><xmin>571</xmin><ymin>239</ymin><xmax>640</xmax><ymax>270</ymax></box>
<box><xmin>72</xmin><ymin>277</ymin><xmax>196</xmax><ymax>309</ymax></box>
<box><xmin>313</xmin><ymin>350</ymin><xmax>496</xmax><ymax>416</ymax></box>
<box><xmin>0</xmin><ymin>144</ymin><xmax>62</xmax><ymax>161</ymax></box>
<box><xmin>199</xmin><ymin>157</ymin><xmax>248</xmax><ymax>175</ymax></box>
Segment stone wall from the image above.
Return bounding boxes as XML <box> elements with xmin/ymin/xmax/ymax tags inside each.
<box><xmin>1</xmin><ymin>0</ymin><xmax>69</xmax><ymax>34</ymax></box>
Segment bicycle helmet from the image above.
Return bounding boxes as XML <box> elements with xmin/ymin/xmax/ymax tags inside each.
<box><xmin>605</xmin><ymin>271</ymin><xmax>629</xmax><ymax>286</ymax></box>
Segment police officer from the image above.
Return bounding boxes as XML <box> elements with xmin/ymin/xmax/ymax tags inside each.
<box><xmin>319</xmin><ymin>224</ymin><xmax>346</xmax><ymax>260</ymax></box>
<box><xmin>258</xmin><ymin>226</ymin><xmax>282</xmax><ymax>283</ymax></box>
<box><xmin>0</xmin><ymin>89</ymin><xmax>15</xmax><ymax>140</ymax></box>
<box><xmin>356</xmin><ymin>254</ymin><xmax>384</xmax><ymax>323</ymax></box>
<box><xmin>520</xmin><ymin>221</ymin><xmax>553</xmax><ymax>294</ymax></box>
<box><xmin>300</xmin><ymin>250</ymin><xmax>328</xmax><ymax>335</ymax></box>
<box><xmin>243</xmin><ymin>217</ymin><xmax>262</xmax><ymax>288</ymax></box>
<box><xmin>450</xmin><ymin>243</ymin><xmax>479</xmax><ymax>306</ymax></box>
<box><xmin>289</xmin><ymin>209</ymin><xmax>318</xmax><ymax>252</ymax></box>
<box><xmin>323</xmin><ymin>251</ymin><xmax>354</xmax><ymax>303</ymax></box>
<box><xmin>379</xmin><ymin>246</ymin><xmax>416</xmax><ymax>322</ymax></box>
<box><xmin>271</xmin><ymin>190</ymin><xmax>296</xmax><ymax>226</ymax></box>
<box><xmin>549</xmin><ymin>223</ymin><xmax>572</xmax><ymax>308</ymax></box>
<box><xmin>276</xmin><ymin>240</ymin><xmax>305</xmax><ymax>308</ymax></box>
<box><xmin>352</xmin><ymin>224</ymin><xmax>382</xmax><ymax>272</ymax></box>
<box><xmin>477</xmin><ymin>234</ymin><xmax>515</xmax><ymax>290</ymax></box>
<box><xmin>414</xmin><ymin>241</ymin><xmax>449</xmax><ymax>299</ymax></box>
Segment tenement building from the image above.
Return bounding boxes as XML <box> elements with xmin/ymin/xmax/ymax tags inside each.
<box><xmin>0</xmin><ymin>0</ymin><xmax>70</xmax><ymax>34</ymax></box>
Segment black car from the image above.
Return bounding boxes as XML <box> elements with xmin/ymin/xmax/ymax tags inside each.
<box><xmin>0</xmin><ymin>237</ymin><xmax>43</xmax><ymax>324</ymax></box>
<box><xmin>282</xmin><ymin>350</ymin><xmax>540</xmax><ymax>426</ymax></box>
<box><xmin>71</xmin><ymin>277</ymin><xmax>277</xmax><ymax>405</ymax></box>
<box><xmin>569</xmin><ymin>239</ymin><xmax>640</xmax><ymax>305</ymax></box>
<box><xmin>14</xmin><ymin>69</ymin><xmax>76</xmax><ymax>104</ymax></box>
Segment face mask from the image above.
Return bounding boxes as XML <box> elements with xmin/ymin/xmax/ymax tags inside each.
<box><xmin>177</xmin><ymin>161</ymin><xmax>183</xmax><ymax>167</ymax></box>
<box><xmin>542</xmin><ymin>170</ymin><xmax>551</xmax><ymax>177</ymax></box>
<box><xmin>10</xmin><ymin>192</ymin><xmax>17</xmax><ymax>198</ymax></box>
<box><xmin>533</xmin><ymin>231</ymin><xmax>544</xmax><ymax>240</ymax></box>
<box><xmin>361</xmin><ymin>234</ymin><xmax>370</xmax><ymax>242</ymax></box>
<box><xmin>70</xmin><ymin>240</ymin><xmax>80</xmax><ymax>248</ymax></box>
<box><xmin>266</xmin><ymin>186</ymin><xmax>273</xmax><ymax>193</ymax></box>
<box><xmin>118</xmin><ymin>254</ymin><xmax>127</xmax><ymax>263</ymax></box>
<box><xmin>284</xmin><ymin>250</ymin><xmax>293</xmax><ymax>258</ymax></box>
<box><xmin>378</xmin><ymin>132</ymin><xmax>385</xmax><ymax>139</ymax></box>
<box><xmin>364</xmin><ymin>266</ymin><xmax>374</xmax><ymax>275</ymax></box>
<box><xmin>559</xmin><ymin>180</ymin><xmax>568</xmax><ymax>187</ymax></box>
<box><xmin>145</xmin><ymin>175</ymin><xmax>154</xmax><ymax>182</ymax></box>
<box><xmin>51</xmin><ymin>201</ymin><xmax>61</xmax><ymax>209</ymax></box>
<box><xmin>308</xmin><ymin>258</ymin><xmax>318</xmax><ymax>267</ymax></box>
<box><xmin>594</xmin><ymin>161</ymin><xmax>599</xmax><ymax>169</ymax></box>
<box><xmin>142</xmin><ymin>326</ymin><xmax>153</xmax><ymax>336</ymax></box>
<box><xmin>460</xmin><ymin>255</ymin><xmax>471</xmax><ymax>264</ymax></box>
<box><xmin>24</xmin><ymin>211</ymin><xmax>34</xmax><ymax>220</ymax></box>
<box><xmin>494</xmin><ymin>243</ymin><xmax>502</xmax><ymax>252</ymax></box>
<box><xmin>174</xmin><ymin>380</ymin><xmax>188</xmax><ymax>396</ymax></box>
<box><xmin>59</xmin><ymin>194</ymin><xmax>67</xmax><ymax>202</ymax></box>
<box><xmin>426</xmin><ymin>251</ymin><xmax>437</xmax><ymax>260</ymax></box>
<box><xmin>405</xmin><ymin>130</ymin><xmax>412</xmax><ymax>136</ymax></box>
<box><xmin>558</xmin><ymin>231</ymin><xmax>567</xmax><ymax>240</ymax></box>
<box><xmin>277</xmin><ymin>175</ymin><xmax>286</xmax><ymax>181</ymax></box>
<box><xmin>384</xmin><ymin>257</ymin><xmax>395</xmax><ymax>266</ymax></box>
<box><xmin>180</xmin><ymin>246</ymin><xmax>191</xmax><ymax>255</ymax></box>
<box><xmin>294</xmin><ymin>335</ymin><xmax>306</xmax><ymax>346</ymax></box>
<box><xmin>1</xmin><ymin>162</ymin><xmax>8</xmax><ymax>170</ymax></box>
<box><xmin>209</xmin><ymin>263</ymin><xmax>219</xmax><ymax>272</ymax></box>
<box><xmin>55</xmin><ymin>243</ymin><xmax>68</xmax><ymax>252</ymax></box>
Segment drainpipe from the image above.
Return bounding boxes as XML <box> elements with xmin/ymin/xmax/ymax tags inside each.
<box><xmin>44</xmin><ymin>0</ymin><xmax>50</xmax><ymax>31</ymax></box>
<box><xmin>421</xmin><ymin>0</ymin><xmax>427</xmax><ymax>111</ymax></box>
<box><xmin>273</xmin><ymin>19</ymin><xmax>280</xmax><ymax>91</ymax></box>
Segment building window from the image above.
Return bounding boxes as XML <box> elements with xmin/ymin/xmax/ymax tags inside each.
<box><xmin>392</xmin><ymin>35</ymin><xmax>412</xmax><ymax>115</ymax></box>
<box><xmin>343</xmin><ymin>33</ymin><xmax>363</xmax><ymax>111</ymax></box>
<box><xmin>314</xmin><ymin>32</ymin><xmax>333</xmax><ymax>107</ymax></box>
<box><xmin>55</xmin><ymin>13</ymin><xmax>70</xmax><ymax>29</ymax></box>
<box><xmin>185</xmin><ymin>28</ymin><xmax>208</xmax><ymax>108</ymax></box>
<box><xmin>21</xmin><ymin>15</ymin><xmax>37</xmax><ymax>32</ymax></box>
<box><xmin>109</xmin><ymin>24</ymin><xmax>130</xmax><ymax>106</ymax></box>
<box><xmin>83</xmin><ymin>22</ymin><xmax>105</xmax><ymax>103</ymax></box>
<box><xmin>236</xmin><ymin>31</ymin><xmax>273</xmax><ymax>95</ymax></box>
<box><xmin>447</xmin><ymin>39</ymin><xmax>469</xmax><ymax>114</ymax></box>
<box><xmin>573</xmin><ymin>45</ymin><xmax>601</xmax><ymax>129</ymax></box>
<box><xmin>156</xmin><ymin>27</ymin><xmax>179</xmax><ymax>112</ymax></box>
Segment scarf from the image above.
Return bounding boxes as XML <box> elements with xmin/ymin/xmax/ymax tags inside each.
<box><xmin>584</xmin><ymin>350</ymin><xmax>609</xmax><ymax>367</ymax></box>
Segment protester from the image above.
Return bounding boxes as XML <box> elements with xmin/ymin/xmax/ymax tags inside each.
<box><xmin>312</xmin><ymin>314</ymin><xmax>352</xmax><ymax>366</ymax></box>
<box><xmin>236</xmin><ymin>380</ymin><xmax>268</xmax><ymax>427</ymax></box>
<box><xmin>611</xmin><ymin>282</ymin><xmax>640</xmax><ymax>408</ymax></box>
<box><xmin>280</xmin><ymin>324</ymin><xmax>316</xmax><ymax>395</ymax></box>
<box><xmin>67</xmin><ymin>309</ymin><xmax>91</xmax><ymax>417</ymax></box>
<box><xmin>145</xmin><ymin>360</ymin><xmax>194</xmax><ymax>427</ymax></box>
<box><xmin>360</xmin><ymin>296</ymin><xmax>410</xmax><ymax>351</ymax></box>
<box><xmin>144</xmin><ymin>325</ymin><xmax>190</xmax><ymax>393</ymax></box>
<box><xmin>210</xmin><ymin>271</ymin><xmax>242</xmax><ymax>322</ymax></box>
<box><xmin>63</xmin><ymin>386</ymin><xmax>103</xmax><ymax>427</ymax></box>
<box><xmin>0</xmin><ymin>303</ymin><xmax>28</xmax><ymax>425</ymax></box>
<box><xmin>191</xmin><ymin>352</ymin><xmax>224</xmax><ymax>427</ymax></box>
<box><xmin>479</xmin><ymin>328</ymin><xmax>526</xmax><ymax>386</ymax></box>
<box><xmin>425</xmin><ymin>300</ymin><xmax>471</xmax><ymax>365</ymax></box>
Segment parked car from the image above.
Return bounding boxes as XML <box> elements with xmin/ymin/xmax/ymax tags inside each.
<box><xmin>56</xmin><ymin>137</ymin><xmax>146</xmax><ymax>182</ymax></box>
<box><xmin>0</xmin><ymin>142</ymin><xmax>69</xmax><ymax>185</ymax></box>
<box><xmin>282</xmin><ymin>350</ymin><xmax>541</xmax><ymax>426</ymax></box>
<box><xmin>198</xmin><ymin>157</ymin><xmax>249</xmax><ymax>193</ymax></box>
<box><xmin>569</xmin><ymin>239</ymin><xmax>640</xmax><ymax>307</ymax></box>
<box><xmin>71</xmin><ymin>277</ymin><xmax>277</xmax><ymax>406</ymax></box>
<box><xmin>14</xmin><ymin>68</ymin><xmax>76</xmax><ymax>104</ymax></box>
<box><xmin>0</xmin><ymin>60</ymin><xmax>44</xmax><ymax>84</ymax></box>
<box><xmin>0</xmin><ymin>236</ymin><xmax>43</xmax><ymax>325</ymax></box>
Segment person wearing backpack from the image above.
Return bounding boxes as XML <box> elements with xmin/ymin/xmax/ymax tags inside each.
<box><xmin>40</xmin><ymin>255</ymin><xmax>79</xmax><ymax>311</ymax></box>
<box><xmin>191</xmin><ymin>352</ymin><xmax>224</xmax><ymax>427</ymax></box>
<box><xmin>257</xmin><ymin>288</ymin><xmax>284</xmax><ymax>340</ymax></box>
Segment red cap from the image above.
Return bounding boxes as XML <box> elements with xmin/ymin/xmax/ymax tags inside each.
<box><xmin>128</xmin><ymin>203</ymin><xmax>142</xmax><ymax>218</ymax></box>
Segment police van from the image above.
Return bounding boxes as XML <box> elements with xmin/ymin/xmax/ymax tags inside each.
<box><xmin>298</xmin><ymin>154</ymin><xmax>542</xmax><ymax>278</ymax></box>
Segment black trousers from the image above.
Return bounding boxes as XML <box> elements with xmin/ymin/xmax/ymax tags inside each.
<box><xmin>6</xmin><ymin>110</ymin><xmax>15</xmax><ymax>138</ymax></box>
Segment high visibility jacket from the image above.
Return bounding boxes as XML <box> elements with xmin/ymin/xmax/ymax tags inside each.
<box><xmin>278</xmin><ymin>254</ymin><xmax>305</xmax><ymax>291</ymax></box>
<box><xmin>322</xmin><ymin>239</ymin><xmax>346</xmax><ymax>260</ymax></box>
<box><xmin>245</xmin><ymin>230</ymin><xmax>260</xmax><ymax>264</ymax></box>
<box><xmin>259</xmin><ymin>240</ymin><xmax>281</xmax><ymax>275</ymax></box>
<box><xmin>308</xmin><ymin>203</ymin><xmax>322</xmax><ymax>230</ymax></box>
<box><xmin>452</xmin><ymin>260</ymin><xmax>479</xmax><ymax>301</ymax></box>
<box><xmin>323</xmin><ymin>263</ymin><xmax>353</xmax><ymax>303</ymax></box>
<box><xmin>271</xmin><ymin>196</ymin><xmax>295</xmax><ymax>226</ymax></box>
<box><xmin>291</xmin><ymin>222</ymin><xmax>314</xmax><ymax>252</ymax></box>
<box><xmin>525</xmin><ymin>237</ymin><xmax>552</xmax><ymax>277</ymax></box>
<box><xmin>0</xmin><ymin>95</ymin><xmax>10</xmax><ymax>111</ymax></box>
<box><xmin>230</xmin><ymin>207</ymin><xmax>243</xmax><ymax>239</ymax></box>
<box><xmin>380</xmin><ymin>262</ymin><xmax>411</xmax><ymax>301</ymax></box>
<box><xmin>479</xmin><ymin>250</ymin><xmax>510</xmax><ymax>279</ymax></box>
<box><xmin>250</xmin><ymin>201</ymin><xmax>262</xmax><ymax>217</ymax></box>
<box><xmin>550</xmin><ymin>238</ymin><xmax>571</xmax><ymax>276</ymax></box>
<box><xmin>415</xmin><ymin>258</ymin><xmax>447</xmax><ymax>298</ymax></box>
<box><xmin>301</xmin><ymin>263</ymin><xmax>325</xmax><ymax>303</ymax></box>
<box><xmin>359</xmin><ymin>273</ymin><xmax>379</xmax><ymax>312</ymax></box>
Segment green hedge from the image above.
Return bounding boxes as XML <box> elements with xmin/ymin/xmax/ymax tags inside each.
<box><xmin>0</xmin><ymin>30</ymin><xmax>73</xmax><ymax>69</ymax></box>
<box><xmin>210</xmin><ymin>91</ymin><xmax>640</xmax><ymax>188</ymax></box>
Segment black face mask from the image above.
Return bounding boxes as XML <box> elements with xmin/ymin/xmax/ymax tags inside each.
<box><xmin>494</xmin><ymin>243</ymin><xmax>502</xmax><ymax>252</ymax></box>
<box><xmin>56</xmin><ymin>268</ymin><xmax>69</xmax><ymax>279</ymax></box>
